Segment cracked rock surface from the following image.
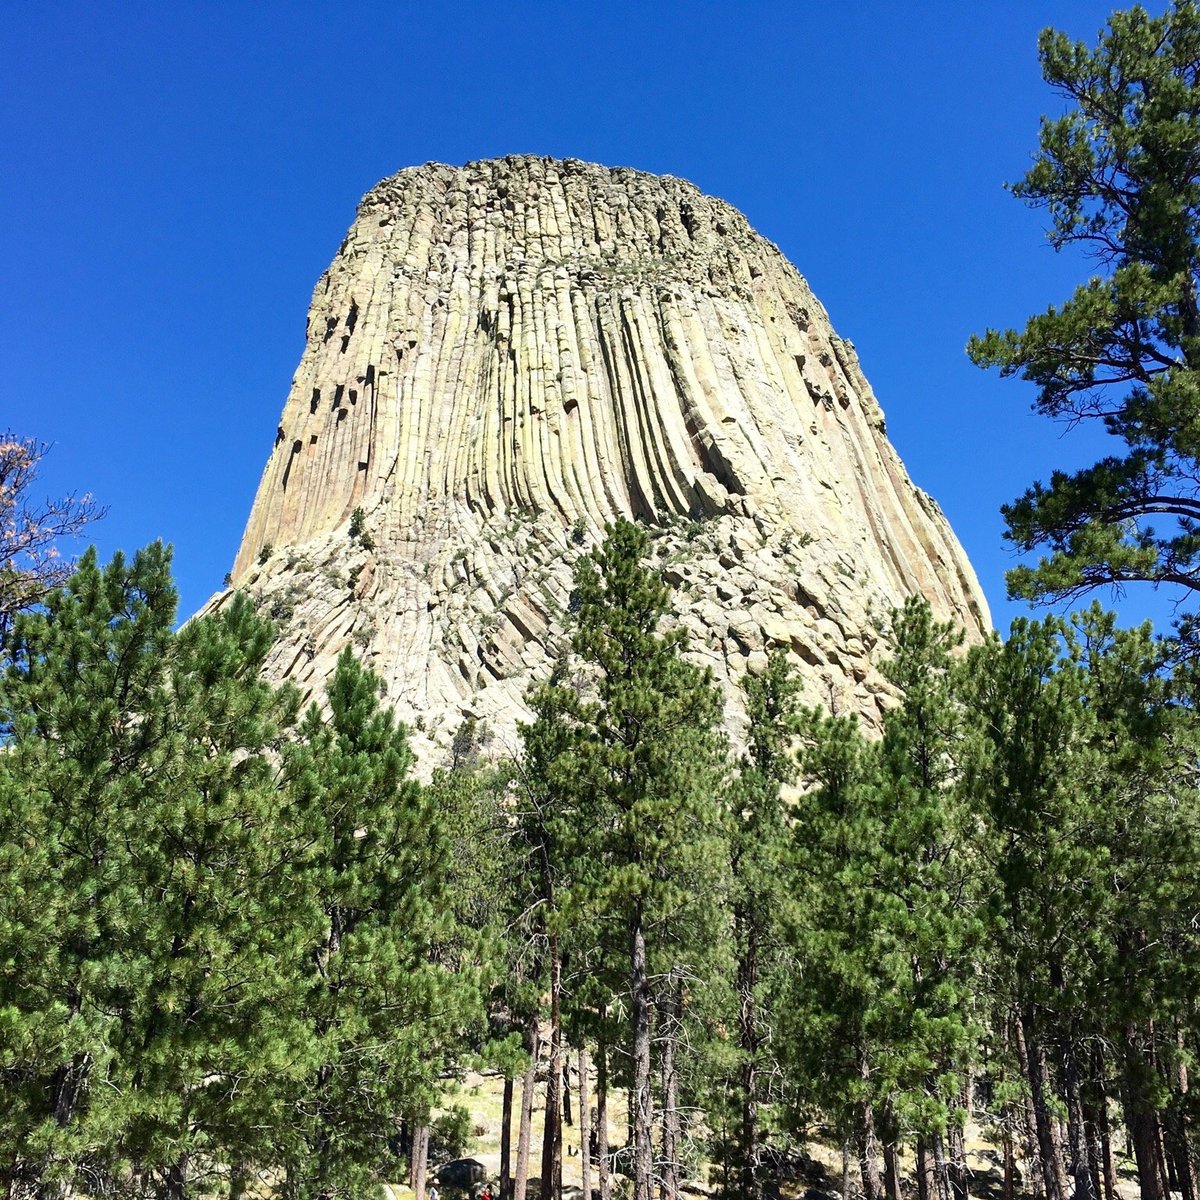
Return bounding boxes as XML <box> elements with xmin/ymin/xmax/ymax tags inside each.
<box><xmin>208</xmin><ymin>156</ymin><xmax>989</xmax><ymax>773</ymax></box>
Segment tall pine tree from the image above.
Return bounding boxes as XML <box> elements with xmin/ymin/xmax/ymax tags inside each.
<box><xmin>520</xmin><ymin>519</ymin><xmax>728</xmax><ymax>1200</ymax></box>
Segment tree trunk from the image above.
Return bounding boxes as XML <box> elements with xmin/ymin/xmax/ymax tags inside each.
<box><xmin>515</xmin><ymin>1020</ymin><xmax>540</xmax><ymax>1200</ymax></box>
<box><xmin>1121</xmin><ymin>1019</ymin><xmax>1167</xmax><ymax>1200</ymax></box>
<box><xmin>1083</xmin><ymin>1105</ymin><xmax>1104</xmax><ymax>1200</ymax></box>
<box><xmin>38</xmin><ymin>1050</ymin><xmax>88</xmax><ymax>1198</ymax></box>
<box><xmin>948</xmin><ymin>1116</ymin><xmax>969</xmax><ymax>1200</ymax></box>
<box><xmin>932</xmin><ymin>1131</ymin><xmax>951</xmax><ymax>1200</ymax></box>
<box><xmin>631</xmin><ymin>912</ymin><xmax>654</xmax><ymax>1200</ymax></box>
<box><xmin>1175</xmin><ymin>1120</ymin><xmax>1199</xmax><ymax>1200</ymax></box>
<box><xmin>843</xmin><ymin>1142</ymin><xmax>853</xmax><ymax>1200</ymax></box>
<box><xmin>739</xmin><ymin>919</ymin><xmax>761</xmax><ymax>1200</ymax></box>
<box><xmin>917</xmin><ymin>1138</ymin><xmax>935</xmax><ymax>1200</ymax></box>
<box><xmin>229</xmin><ymin>1160</ymin><xmax>247</xmax><ymax>1200</ymax></box>
<box><xmin>1021</xmin><ymin>1013</ymin><xmax>1068</xmax><ymax>1200</ymax></box>
<box><xmin>883</xmin><ymin>1142</ymin><xmax>903</xmax><ymax>1200</ymax></box>
<box><xmin>1168</xmin><ymin>1029</ymin><xmax>1197</xmax><ymax>1200</ymax></box>
<box><xmin>597</xmin><ymin>1032</ymin><xmax>611</xmax><ymax>1200</ymax></box>
<box><xmin>542</xmin><ymin>934</ymin><xmax>563</xmax><ymax>1200</ymax></box>
<box><xmin>501</xmin><ymin>1075</ymin><xmax>515</xmax><ymax>1200</ymax></box>
<box><xmin>1095</xmin><ymin>1096</ymin><xmax>1118</xmax><ymax>1200</ymax></box>
<box><xmin>857</xmin><ymin>1096</ymin><xmax>884</xmax><ymax>1200</ymax></box>
<box><xmin>1154</xmin><ymin>1113</ymin><xmax>1173</xmax><ymax>1200</ymax></box>
<box><xmin>1003</xmin><ymin>1124</ymin><xmax>1015</xmax><ymax>1200</ymax></box>
<box><xmin>880</xmin><ymin>1102</ymin><xmax>902</xmax><ymax>1200</ymax></box>
<box><xmin>660</xmin><ymin>976</ymin><xmax>683</xmax><ymax>1200</ymax></box>
<box><xmin>164</xmin><ymin>1154</ymin><xmax>189</xmax><ymax>1200</ymax></box>
<box><xmin>412</xmin><ymin>1125</ymin><xmax>430</xmax><ymax>1200</ymax></box>
<box><xmin>1063</xmin><ymin>1038</ymin><xmax>1099</xmax><ymax>1200</ymax></box>
<box><xmin>580</xmin><ymin>1050</ymin><xmax>592</xmax><ymax>1200</ymax></box>
<box><xmin>1013</xmin><ymin>1017</ymin><xmax>1046</xmax><ymax>1199</ymax></box>
<box><xmin>1124</xmin><ymin>1104</ymin><xmax>1167</xmax><ymax>1200</ymax></box>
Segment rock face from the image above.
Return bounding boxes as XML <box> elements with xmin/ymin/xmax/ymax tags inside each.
<box><xmin>216</xmin><ymin>156</ymin><xmax>988</xmax><ymax>770</ymax></box>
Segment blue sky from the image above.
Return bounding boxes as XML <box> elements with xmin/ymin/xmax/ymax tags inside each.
<box><xmin>2</xmin><ymin>1</ymin><xmax>1172</xmax><ymax>633</ymax></box>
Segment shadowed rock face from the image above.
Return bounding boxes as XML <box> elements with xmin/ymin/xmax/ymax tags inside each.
<box><xmin>216</xmin><ymin>155</ymin><xmax>988</xmax><ymax>771</ymax></box>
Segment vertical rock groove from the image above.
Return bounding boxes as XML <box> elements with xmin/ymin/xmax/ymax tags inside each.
<box><xmin>215</xmin><ymin>156</ymin><xmax>989</xmax><ymax>771</ymax></box>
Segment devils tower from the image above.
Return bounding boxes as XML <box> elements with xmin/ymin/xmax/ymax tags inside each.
<box><xmin>215</xmin><ymin>156</ymin><xmax>988</xmax><ymax>768</ymax></box>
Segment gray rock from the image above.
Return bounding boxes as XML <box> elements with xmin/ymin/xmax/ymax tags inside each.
<box><xmin>206</xmin><ymin>157</ymin><xmax>989</xmax><ymax>768</ymax></box>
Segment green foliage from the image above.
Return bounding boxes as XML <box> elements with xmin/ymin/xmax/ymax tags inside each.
<box><xmin>519</xmin><ymin>518</ymin><xmax>730</xmax><ymax>1200</ymax></box>
<box><xmin>280</xmin><ymin>650</ymin><xmax>479</xmax><ymax>1197</ymax></box>
<box><xmin>525</xmin><ymin>518</ymin><xmax>729</xmax><ymax>943</ymax></box>
<box><xmin>964</xmin><ymin>603</ymin><xmax>1200</xmax><ymax>1037</ymax></box>
<box><xmin>969</xmin><ymin>1</ymin><xmax>1200</xmax><ymax>604</ymax></box>
<box><xmin>0</xmin><ymin>545</ymin><xmax>307</xmax><ymax>1195</ymax></box>
<box><xmin>0</xmin><ymin>549</ymin><xmax>483</xmax><ymax>1198</ymax></box>
<box><xmin>348</xmin><ymin>506</ymin><xmax>375</xmax><ymax>551</ymax></box>
<box><xmin>429</xmin><ymin>1104</ymin><xmax>473</xmax><ymax>1164</ymax></box>
<box><xmin>778</xmin><ymin>600</ymin><xmax>983</xmax><ymax>1170</ymax></box>
<box><xmin>717</xmin><ymin>649</ymin><xmax>805</xmax><ymax>1198</ymax></box>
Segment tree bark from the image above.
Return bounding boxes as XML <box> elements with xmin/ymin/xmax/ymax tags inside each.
<box><xmin>579</xmin><ymin>1049</ymin><xmax>592</xmax><ymax>1200</ymax></box>
<box><xmin>164</xmin><ymin>1153</ymin><xmax>189</xmax><ymax>1200</ymax></box>
<box><xmin>541</xmin><ymin>933</ymin><xmax>563</xmax><ymax>1200</ymax></box>
<box><xmin>948</xmin><ymin>1116</ymin><xmax>969</xmax><ymax>1200</ymax></box>
<box><xmin>1003</xmin><ymin>1124</ymin><xmax>1015</xmax><ymax>1200</ymax></box>
<box><xmin>1082</xmin><ymin>1105</ymin><xmax>1104</xmax><ymax>1200</ymax></box>
<box><xmin>1121</xmin><ymin>1019</ymin><xmax>1167</xmax><ymax>1200</ymax></box>
<box><xmin>501</xmin><ymin>1075</ymin><xmax>515</xmax><ymax>1200</ymax></box>
<box><xmin>660</xmin><ymin>976</ymin><xmax>683</xmax><ymax>1200</ymax></box>
<box><xmin>515</xmin><ymin>1020</ymin><xmax>540</xmax><ymax>1200</ymax></box>
<box><xmin>932</xmin><ymin>1131</ymin><xmax>951</xmax><ymax>1200</ymax></box>
<box><xmin>857</xmin><ymin>1094</ymin><xmax>884</xmax><ymax>1200</ymax></box>
<box><xmin>1169</xmin><ymin>1029</ymin><xmax>1198</xmax><ymax>1200</ymax></box>
<box><xmin>843</xmin><ymin>1143</ymin><xmax>853</xmax><ymax>1200</ymax></box>
<box><xmin>1063</xmin><ymin>1037</ymin><xmax>1099</xmax><ymax>1200</ymax></box>
<box><xmin>881</xmin><ymin>1102</ymin><xmax>902</xmax><ymax>1200</ymax></box>
<box><xmin>739</xmin><ymin>919</ymin><xmax>761</xmax><ymax>1200</ymax></box>
<box><xmin>1094</xmin><ymin>1096</ymin><xmax>1118</xmax><ymax>1200</ymax></box>
<box><xmin>229</xmin><ymin>1159</ymin><xmax>247</xmax><ymax>1200</ymax></box>
<box><xmin>412</xmin><ymin>1125</ymin><xmax>430</xmax><ymax>1200</ymax></box>
<box><xmin>883</xmin><ymin>1142</ymin><xmax>903</xmax><ymax>1200</ymax></box>
<box><xmin>917</xmin><ymin>1137</ymin><xmax>935</xmax><ymax>1200</ymax></box>
<box><xmin>631</xmin><ymin>912</ymin><xmax>654</xmax><ymax>1200</ymax></box>
<box><xmin>1013</xmin><ymin>1017</ymin><xmax>1045</xmax><ymax>1199</ymax></box>
<box><xmin>597</xmin><ymin>1032</ymin><xmax>611</xmax><ymax>1200</ymax></box>
<box><xmin>1020</xmin><ymin>1013</ymin><xmax>1068</xmax><ymax>1200</ymax></box>
<box><xmin>1154</xmin><ymin>1113</ymin><xmax>1173</xmax><ymax>1200</ymax></box>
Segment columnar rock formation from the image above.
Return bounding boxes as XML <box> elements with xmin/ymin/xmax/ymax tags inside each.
<box><xmin>215</xmin><ymin>156</ymin><xmax>988</xmax><ymax>770</ymax></box>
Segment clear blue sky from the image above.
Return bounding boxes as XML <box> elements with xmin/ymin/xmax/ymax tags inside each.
<box><xmin>2</xmin><ymin>1</ymin><xmax>1171</xmax><ymax>633</ymax></box>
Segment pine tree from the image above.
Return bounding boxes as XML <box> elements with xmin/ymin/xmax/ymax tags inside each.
<box><xmin>0</xmin><ymin>547</ymin><xmax>310</xmax><ymax>1196</ymax></box>
<box><xmin>280</xmin><ymin>650</ymin><xmax>478</xmax><ymax>1200</ymax></box>
<box><xmin>113</xmin><ymin>591</ymin><xmax>303</xmax><ymax>1198</ymax></box>
<box><xmin>782</xmin><ymin>602</ymin><xmax>981</xmax><ymax>1200</ymax></box>
<box><xmin>0</xmin><ymin>545</ymin><xmax>180</xmax><ymax>1194</ymax></box>
<box><xmin>725</xmin><ymin>649</ymin><xmax>803</xmax><ymax>1200</ymax></box>
<box><xmin>781</xmin><ymin>703</ymin><xmax>885</xmax><ymax>1199</ymax></box>
<box><xmin>958</xmin><ymin>609</ymin><xmax>1200</xmax><ymax>1200</ymax></box>
<box><xmin>520</xmin><ymin>518</ymin><xmax>728</xmax><ymax>1200</ymax></box>
<box><xmin>871</xmin><ymin>600</ymin><xmax>981</xmax><ymax>1200</ymax></box>
<box><xmin>968</xmin><ymin>2</ymin><xmax>1200</xmax><ymax>605</ymax></box>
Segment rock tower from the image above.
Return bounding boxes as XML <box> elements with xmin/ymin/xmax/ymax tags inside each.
<box><xmin>216</xmin><ymin>156</ymin><xmax>988</xmax><ymax>769</ymax></box>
